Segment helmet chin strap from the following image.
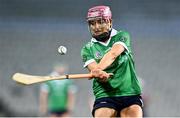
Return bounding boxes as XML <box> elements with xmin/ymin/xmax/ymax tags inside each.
<box><xmin>93</xmin><ymin>29</ymin><xmax>112</xmax><ymax>42</ymax></box>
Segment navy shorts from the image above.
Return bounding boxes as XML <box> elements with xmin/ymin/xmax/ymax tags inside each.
<box><xmin>92</xmin><ymin>95</ymin><xmax>143</xmax><ymax>117</ymax></box>
<box><xmin>49</xmin><ymin>109</ymin><xmax>68</xmax><ymax>116</ymax></box>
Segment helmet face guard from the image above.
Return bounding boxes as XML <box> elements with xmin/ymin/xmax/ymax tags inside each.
<box><xmin>88</xmin><ymin>18</ymin><xmax>111</xmax><ymax>37</ymax></box>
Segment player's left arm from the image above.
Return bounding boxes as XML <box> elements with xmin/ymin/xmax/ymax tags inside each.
<box><xmin>67</xmin><ymin>83</ymin><xmax>77</xmax><ymax>112</ymax></box>
<box><xmin>39</xmin><ymin>84</ymin><xmax>48</xmax><ymax>116</ymax></box>
<box><xmin>97</xmin><ymin>43</ymin><xmax>125</xmax><ymax>70</ymax></box>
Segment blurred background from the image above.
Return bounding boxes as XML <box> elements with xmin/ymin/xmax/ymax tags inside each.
<box><xmin>0</xmin><ymin>0</ymin><xmax>180</xmax><ymax>117</ymax></box>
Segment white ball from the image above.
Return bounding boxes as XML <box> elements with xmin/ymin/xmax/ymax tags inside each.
<box><xmin>58</xmin><ymin>46</ymin><xmax>67</xmax><ymax>55</ymax></box>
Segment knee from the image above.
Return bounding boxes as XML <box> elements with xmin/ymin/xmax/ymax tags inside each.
<box><xmin>120</xmin><ymin>105</ymin><xmax>143</xmax><ymax>117</ymax></box>
<box><xmin>94</xmin><ymin>108</ymin><xmax>117</xmax><ymax>117</ymax></box>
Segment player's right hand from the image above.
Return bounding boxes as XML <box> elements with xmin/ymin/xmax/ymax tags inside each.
<box><xmin>91</xmin><ymin>69</ymin><xmax>110</xmax><ymax>82</ymax></box>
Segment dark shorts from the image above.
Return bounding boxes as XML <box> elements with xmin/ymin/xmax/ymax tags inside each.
<box><xmin>92</xmin><ymin>95</ymin><xmax>143</xmax><ymax>117</ymax></box>
<box><xmin>49</xmin><ymin>109</ymin><xmax>68</xmax><ymax>116</ymax></box>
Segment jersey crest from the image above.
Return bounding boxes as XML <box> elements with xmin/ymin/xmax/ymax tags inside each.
<box><xmin>94</xmin><ymin>51</ymin><xmax>103</xmax><ymax>59</ymax></box>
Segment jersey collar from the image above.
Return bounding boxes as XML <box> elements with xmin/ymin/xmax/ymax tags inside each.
<box><xmin>91</xmin><ymin>28</ymin><xmax>118</xmax><ymax>46</ymax></box>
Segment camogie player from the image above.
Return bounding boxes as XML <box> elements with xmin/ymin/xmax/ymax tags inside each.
<box><xmin>39</xmin><ymin>63</ymin><xmax>76</xmax><ymax>117</ymax></box>
<box><xmin>81</xmin><ymin>5</ymin><xmax>143</xmax><ymax>117</ymax></box>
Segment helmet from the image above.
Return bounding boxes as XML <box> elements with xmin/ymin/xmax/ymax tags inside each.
<box><xmin>87</xmin><ymin>5</ymin><xmax>112</xmax><ymax>21</ymax></box>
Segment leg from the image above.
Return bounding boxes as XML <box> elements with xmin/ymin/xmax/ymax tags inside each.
<box><xmin>120</xmin><ymin>104</ymin><xmax>143</xmax><ymax>117</ymax></box>
<box><xmin>95</xmin><ymin>107</ymin><xmax>117</xmax><ymax>118</ymax></box>
<box><xmin>60</xmin><ymin>112</ymin><xmax>70</xmax><ymax>118</ymax></box>
<box><xmin>49</xmin><ymin>113</ymin><xmax>58</xmax><ymax>118</ymax></box>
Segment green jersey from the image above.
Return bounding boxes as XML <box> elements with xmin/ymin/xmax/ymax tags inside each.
<box><xmin>41</xmin><ymin>74</ymin><xmax>73</xmax><ymax>111</ymax></box>
<box><xmin>81</xmin><ymin>29</ymin><xmax>142</xmax><ymax>99</ymax></box>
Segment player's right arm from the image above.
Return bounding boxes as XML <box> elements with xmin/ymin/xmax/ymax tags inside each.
<box><xmin>87</xmin><ymin>61</ymin><xmax>110</xmax><ymax>82</ymax></box>
<box><xmin>81</xmin><ymin>45</ymin><xmax>110</xmax><ymax>82</ymax></box>
<box><xmin>95</xmin><ymin>43</ymin><xmax>125</xmax><ymax>70</ymax></box>
<box><xmin>86</xmin><ymin>44</ymin><xmax>124</xmax><ymax>81</ymax></box>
